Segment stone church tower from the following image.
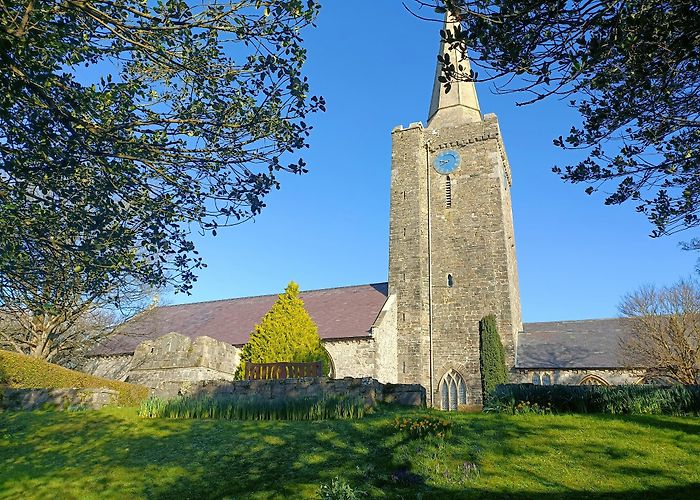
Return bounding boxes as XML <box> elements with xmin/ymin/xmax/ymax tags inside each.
<box><xmin>388</xmin><ymin>17</ymin><xmax>522</xmax><ymax>408</ymax></box>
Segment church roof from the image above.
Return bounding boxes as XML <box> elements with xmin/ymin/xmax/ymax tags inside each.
<box><xmin>93</xmin><ymin>283</ymin><xmax>634</xmax><ymax>370</ymax></box>
<box><xmin>516</xmin><ymin>318</ymin><xmax>633</xmax><ymax>369</ymax></box>
<box><xmin>92</xmin><ymin>283</ymin><xmax>389</xmax><ymax>356</ymax></box>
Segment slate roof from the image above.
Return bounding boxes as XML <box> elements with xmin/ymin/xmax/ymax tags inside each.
<box><xmin>516</xmin><ymin>318</ymin><xmax>633</xmax><ymax>369</ymax></box>
<box><xmin>93</xmin><ymin>282</ymin><xmax>633</xmax><ymax>369</ymax></box>
<box><xmin>92</xmin><ymin>283</ymin><xmax>389</xmax><ymax>356</ymax></box>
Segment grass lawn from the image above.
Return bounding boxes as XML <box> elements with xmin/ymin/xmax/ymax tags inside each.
<box><xmin>1</xmin><ymin>406</ymin><xmax>698</xmax><ymax>499</ymax></box>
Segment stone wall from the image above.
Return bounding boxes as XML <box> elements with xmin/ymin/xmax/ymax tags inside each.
<box><xmin>389</xmin><ymin>115</ymin><xmax>522</xmax><ymax>407</ymax></box>
<box><xmin>126</xmin><ymin>332</ymin><xmax>240</xmax><ymax>388</ymax></box>
<box><xmin>82</xmin><ymin>354</ymin><xmax>133</xmax><ymax>381</ymax></box>
<box><xmin>324</xmin><ymin>338</ymin><xmax>376</xmax><ymax>379</ymax></box>
<box><xmin>373</xmin><ymin>294</ymin><xmax>399</xmax><ymax>383</ymax></box>
<box><xmin>513</xmin><ymin>368</ymin><xmax>646</xmax><ymax>386</ymax></box>
<box><xmin>322</xmin><ymin>294</ymin><xmax>398</xmax><ymax>383</ymax></box>
<box><xmin>1</xmin><ymin>388</ymin><xmax>119</xmax><ymax>411</ymax></box>
<box><xmin>153</xmin><ymin>376</ymin><xmax>425</xmax><ymax>408</ymax></box>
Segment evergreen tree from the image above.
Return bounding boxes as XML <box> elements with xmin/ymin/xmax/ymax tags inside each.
<box><xmin>235</xmin><ymin>282</ymin><xmax>330</xmax><ymax>379</ymax></box>
<box><xmin>479</xmin><ymin>315</ymin><xmax>508</xmax><ymax>399</ymax></box>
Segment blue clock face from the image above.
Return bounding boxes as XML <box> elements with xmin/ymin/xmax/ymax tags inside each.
<box><xmin>434</xmin><ymin>150</ymin><xmax>460</xmax><ymax>174</ymax></box>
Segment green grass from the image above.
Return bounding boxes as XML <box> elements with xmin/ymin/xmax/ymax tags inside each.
<box><xmin>0</xmin><ymin>349</ymin><xmax>148</xmax><ymax>406</ymax></box>
<box><xmin>1</xmin><ymin>406</ymin><xmax>698</xmax><ymax>499</ymax></box>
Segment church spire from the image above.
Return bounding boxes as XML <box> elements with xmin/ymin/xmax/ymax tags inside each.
<box><xmin>427</xmin><ymin>13</ymin><xmax>481</xmax><ymax>127</ymax></box>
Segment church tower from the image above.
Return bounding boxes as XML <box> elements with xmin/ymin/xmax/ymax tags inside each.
<box><xmin>388</xmin><ymin>16</ymin><xmax>522</xmax><ymax>408</ymax></box>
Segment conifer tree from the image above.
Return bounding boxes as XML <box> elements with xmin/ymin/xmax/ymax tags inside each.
<box><xmin>479</xmin><ymin>315</ymin><xmax>508</xmax><ymax>399</ymax></box>
<box><xmin>235</xmin><ymin>282</ymin><xmax>330</xmax><ymax>379</ymax></box>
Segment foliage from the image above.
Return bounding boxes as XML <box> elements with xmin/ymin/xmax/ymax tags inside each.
<box><xmin>0</xmin><ymin>349</ymin><xmax>147</xmax><ymax>406</ymax></box>
<box><xmin>421</xmin><ymin>0</ymin><xmax>700</xmax><ymax>236</ymax></box>
<box><xmin>619</xmin><ymin>278</ymin><xmax>700</xmax><ymax>385</ymax></box>
<box><xmin>2</xmin><ymin>406</ymin><xmax>699</xmax><ymax>498</ymax></box>
<box><xmin>0</xmin><ymin>297</ymin><xmax>154</xmax><ymax>366</ymax></box>
<box><xmin>509</xmin><ymin>401</ymin><xmax>553</xmax><ymax>415</ymax></box>
<box><xmin>0</xmin><ymin>0</ymin><xmax>323</xmax><ymax>360</ymax></box>
<box><xmin>392</xmin><ymin>415</ymin><xmax>452</xmax><ymax>439</ymax></box>
<box><xmin>488</xmin><ymin>384</ymin><xmax>700</xmax><ymax>416</ymax></box>
<box><xmin>235</xmin><ymin>281</ymin><xmax>330</xmax><ymax>378</ymax></box>
<box><xmin>138</xmin><ymin>394</ymin><xmax>365</xmax><ymax>421</ymax></box>
<box><xmin>319</xmin><ymin>477</ymin><xmax>366</xmax><ymax>500</ymax></box>
<box><xmin>479</xmin><ymin>315</ymin><xmax>508</xmax><ymax>399</ymax></box>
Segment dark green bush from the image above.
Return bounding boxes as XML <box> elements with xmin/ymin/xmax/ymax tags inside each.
<box><xmin>488</xmin><ymin>384</ymin><xmax>700</xmax><ymax>416</ymax></box>
<box><xmin>479</xmin><ymin>315</ymin><xmax>508</xmax><ymax>399</ymax></box>
<box><xmin>138</xmin><ymin>394</ymin><xmax>367</xmax><ymax>421</ymax></box>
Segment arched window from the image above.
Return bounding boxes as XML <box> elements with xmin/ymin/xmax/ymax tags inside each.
<box><xmin>542</xmin><ymin>373</ymin><xmax>552</xmax><ymax>386</ymax></box>
<box><xmin>447</xmin><ymin>274</ymin><xmax>454</xmax><ymax>287</ymax></box>
<box><xmin>439</xmin><ymin>370</ymin><xmax>467</xmax><ymax>411</ymax></box>
<box><xmin>445</xmin><ymin>176</ymin><xmax>452</xmax><ymax>208</ymax></box>
<box><xmin>579</xmin><ymin>374</ymin><xmax>609</xmax><ymax>386</ymax></box>
<box><xmin>532</xmin><ymin>373</ymin><xmax>541</xmax><ymax>385</ymax></box>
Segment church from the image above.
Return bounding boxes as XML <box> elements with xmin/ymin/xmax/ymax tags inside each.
<box><xmin>84</xmin><ymin>18</ymin><xmax>644</xmax><ymax>409</ymax></box>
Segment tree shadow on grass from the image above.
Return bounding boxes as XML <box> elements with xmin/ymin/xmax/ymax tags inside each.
<box><xmin>1</xmin><ymin>407</ymin><xmax>699</xmax><ymax>499</ymax></box>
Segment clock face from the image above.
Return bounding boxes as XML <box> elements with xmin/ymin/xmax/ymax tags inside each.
<box><xmin>434</xmin><ymin>150</ymin><xmax>461</xmax><ymax>174</ymax></box>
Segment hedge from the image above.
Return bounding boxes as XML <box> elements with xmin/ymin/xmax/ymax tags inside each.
<box><xmin>489</xmin><ymin>384</ymin><xmax>700</xmax><ymax>416</ymax></box>
<box><xmin>0</xmin><ymin>350</ymin><xmax>148</xmax><ymax>406</ymax></box>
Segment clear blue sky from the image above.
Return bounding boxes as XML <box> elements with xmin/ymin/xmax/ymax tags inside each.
<box><xmin>167</xmin><ymin>1</ymin><xmax>697</xmax><ymax>322</ymax></box>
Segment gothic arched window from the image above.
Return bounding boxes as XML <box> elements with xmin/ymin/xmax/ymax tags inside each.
<box><xmin>542</xmin><ymin>373</ymin><xmax>552</xmax><ymax>386</ymax></box>
<box><xmin>532</xmin><ymin>373</ymin><xmax>541</xmax><ymax>385</ymax></box>
<box><xmin>445</xmin><ymin>176</ymin><xmax>452</xmax><ymax>208</ymax></box>
<box><xmin>439</xmin><ymin>370</ymin><xmax>467</xmax><ymax>411</ymax></box>
<box><xmin>579</xmin><ymin>374</ymin><xmax>609</xmax><ymax>386</ymax></box>
<box><xmin>447</xmin><ymin>274</ymin><xmax>454</xmax><ymax>287</ymax></box>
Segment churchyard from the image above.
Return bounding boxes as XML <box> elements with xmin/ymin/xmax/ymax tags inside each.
<box><xmin>1</xmin><ymin>404</ymin><xmax>699</xmax><ymax>499</ymax></box>
<box><xmin>1</xmin><ymin>350</ymin><xmax>699</xmax><ymax>499</ymax></box>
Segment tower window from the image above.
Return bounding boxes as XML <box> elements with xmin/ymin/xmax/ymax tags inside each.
<box><xmin>402</xmin><ymin>312</ymin><xmax>406</xmax><ymax>321</ymax></box>
<box><xmin>403</xmin><ymin>191</ymin><xmax>406</xmax><ymax>200</ymax></box>
<box><xmin>403</xmin><ymin>227</ymin><xmax>406</xmax><ymax>237</ymax></box>
<box><xmin>445</xmin><ymin>176</ymin><xmax>452</xmax><ymax>208</ymax></box>
<box><xmin>447</xmin><ymin>274</ymin><xmax>454</xmax><ymax>287</ymax></box>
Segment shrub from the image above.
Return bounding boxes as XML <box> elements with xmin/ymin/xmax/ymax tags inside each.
<box><xmin>488</xmin><ymin>384</ymin><xmax>700</xmax><ymax>416</ymax></box>
<box><xmin>479</xmin><ymin>315</ymin><xmax>508</xmax><ymax>399</ymax></box>
<box><xmin>0</xmin><ymin>349</ymin><xmax>147</xmax><ymax>406</ymax></box>
<box><xmin>392</xmin><ymin>415</ymin><xmax>452</xmax><ymax>439</ymax></box>
<box><xmin>235</xmin><ymin>281</ymin><xmax>331</xmax><ymax>379</ymax></box>
<box><xmin>319</xmin><ymin>477</ymin><xmax>365</xmax><ymax>500</ymax></box>
<box><xmin>138</xmin><ymin>394</ymin><xmax>366</xmax><ymax>421</ymax></box>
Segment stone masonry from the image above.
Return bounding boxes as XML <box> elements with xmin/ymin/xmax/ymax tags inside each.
<box><xmin>1</xmin><ymin>388</ymin><xmax>119</xmax><ymax>411</ymax></box>
<box><xmin>155</xmin><ymin>376</ymin><xmax>425</xmax><ymax>408</ymax></box>
<box><xmin>388</xmin><ymin>16</ymin><xmax>522</xmax><ymax>407</ymax></box>
<box><xmin>127</xmin><ymin>332</ymin><xmax>240</xmax><ymax>388</ymax></box>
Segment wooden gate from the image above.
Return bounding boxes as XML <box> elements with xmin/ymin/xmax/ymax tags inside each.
<box><xmin>244</xmin><ymin>361</ymin><xmax>323</xmax><ymax>380</ymax></box>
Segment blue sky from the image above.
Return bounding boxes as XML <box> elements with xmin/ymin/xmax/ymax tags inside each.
<box><xmin>168</xmin><ymin>1</ymin><xmax>697</xmax><ymax>322</ymax></box>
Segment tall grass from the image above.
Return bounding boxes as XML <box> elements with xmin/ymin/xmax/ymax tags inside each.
<box><xmin>489</xmin><ymin>384</ymin><xmax>700</xmax><ymax>416</ymax></box>
<box><xmin>138</xmin><ymin>394</ymin><xmax>367</xmax><ymax>421</ymax></box>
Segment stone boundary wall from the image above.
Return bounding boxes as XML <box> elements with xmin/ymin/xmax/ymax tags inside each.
<box><xmin>0</xmin><ymin>388</ymin><xmax>119</xmax><ymax>411</ymax></box>
<box><xmin>153</xmin><ymin>377</ymin><xmax>426</xmax><ymax>408</ymax></box>
<box><xmin>82</xmin><ymin>354</ymin><xmax>133</xmax><ymax>381</ymax></box>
